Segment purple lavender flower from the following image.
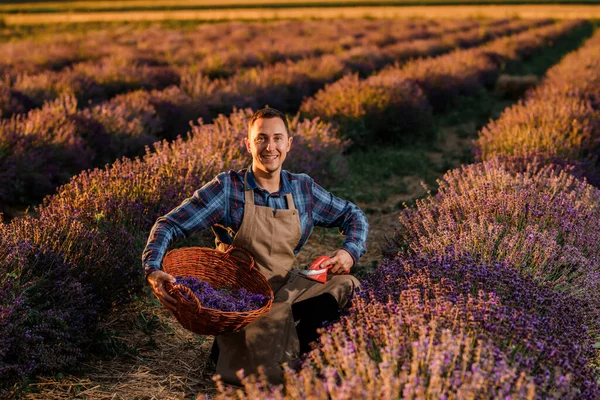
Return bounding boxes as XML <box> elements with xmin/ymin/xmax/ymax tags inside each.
<box><xmin>174</xmin><ymin>276</ymin><xmax>270</xmax><ymax>313</ymax></box>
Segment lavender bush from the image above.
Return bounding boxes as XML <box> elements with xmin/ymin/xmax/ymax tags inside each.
<box><xmin>0</xmin><ymin>238</ymin><xmax>98</xmax><ymax>385</ymax></box>
<box><xmin>544</xmin><ymin>32</ymin><xmax>600</xmax><ymax>107</ymax></box>
<box><xmin>395</xmin><ymin>158</ymin><xmax>600</xmax><ymax>328</ymax></box>
<box><xmin>388</xmin><ymin>48</ymin><xmax>498</xmax><ymax>112</ymax></box>
<box><xmin>300</xmin><ymin>74</ymin><xmax>434</xmax><ymax>148</ymax></box>
<box><xmin>0</xmin><ymin>95</ymin><xmax>94</xmax><ymax>205</ymax></box>
<box><xmin>1</xmin><ymin>213</ymin><xmax>139</xmax><ymax>306</ymax></box>
<box><xmin>0</xmin><ymin>86</ymin><xmax>33</xmax><ymax>118</ymax></box>
<box><xmin>212</xmin><ymin>249</ymin><xmax>599</xmax><ymax>399</ymax></box>
<box><xmin>211</xmin><ymin>293</ymin><xmax>541</xmax><ymax>399</ymax></box>
<box><xmin>84</xmin><ymin>89</ymin><xmax>164</xmax><ymax>157</ymax></box>
<box><xmin>362</xmin><ymin>249</ymin><xmax>599</xmax><ymax>397</ymax></box>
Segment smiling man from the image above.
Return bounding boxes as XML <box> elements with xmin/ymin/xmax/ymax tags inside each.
<box><xmin>142</xmin><ymin>107</ymin><xmax>368</xmax><ymax>385</ymax></box>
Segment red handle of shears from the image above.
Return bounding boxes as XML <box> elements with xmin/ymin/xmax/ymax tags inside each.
<box><xmin>308</xmin><ymin>255</ymin><xmax>349</xmax><ymax>274</ymax></box>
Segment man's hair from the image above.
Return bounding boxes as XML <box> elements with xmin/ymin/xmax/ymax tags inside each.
<box><xmin>247</xmin><ymin>107</ymin><xmax>291</xmax><ymax>137</ymax></box>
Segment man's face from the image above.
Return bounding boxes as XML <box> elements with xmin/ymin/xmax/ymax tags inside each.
<box><xmin>245</xmin><ymin>117</ymin><xmax>293</xmax><ymax>176</ymax></box>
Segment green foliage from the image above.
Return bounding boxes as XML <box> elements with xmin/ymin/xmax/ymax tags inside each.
<box><xmin>437</xmin><ymin>89</ymin><xmax>513</xmax><ymax>127</ymax></box>
<box><xmin>330</xmin><ymin>145</ymin><xmax>433</xmax><ymax>204</ymax></box>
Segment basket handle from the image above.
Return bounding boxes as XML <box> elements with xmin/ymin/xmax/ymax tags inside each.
<box><xmin>165</xmin><ymin>282</ymin><xmax>203</xmax><ymax>314</ymax></box>
<box><xmin>221</xmin><ymin>245</ymin><xmax>256</xmax><ymax>270</ymax></box>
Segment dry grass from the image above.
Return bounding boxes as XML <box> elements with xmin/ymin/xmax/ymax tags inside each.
<box><xmin>17</xmin><ymin>297</ymin><xmax>219</xmax><ymax>400</ymax></box>
<box><xmin>2</xmin><ymin>5</ymin><xmax>599</xmax><ymax>25</ymax></box>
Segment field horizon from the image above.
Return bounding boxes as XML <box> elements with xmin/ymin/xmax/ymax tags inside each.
<box><xmin>2</xmin><ymin>4</ymin><xmax>600</xmax><ymax>25</ymax></box>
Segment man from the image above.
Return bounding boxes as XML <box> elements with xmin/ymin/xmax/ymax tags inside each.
<box><xmin>142</xmin><ymin>107</ymin><xmax>368</xmax><ymax>384</ymax></box>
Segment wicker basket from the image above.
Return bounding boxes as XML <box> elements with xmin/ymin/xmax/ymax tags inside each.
<box><xmin>161</xmin><ymin>246</ymin><xmax>273</xmax><ymax>336</ymax></box>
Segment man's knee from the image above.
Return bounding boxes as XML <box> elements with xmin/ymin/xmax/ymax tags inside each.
<box><xmin>328</xmin><ymin>274</ymin><xmax>360</xmax><ymax>307</ymax></box>
<box><xmin>349</xmin><ymin>274</ymin><xmax>361</xmax><ymax>290</ymax></box>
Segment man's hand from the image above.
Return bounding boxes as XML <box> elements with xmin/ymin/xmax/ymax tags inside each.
<box><xmin>147</xmin><ymin>270</ymin><xmax>178</xmax><ymax>312</ymax></box>
<box><xmin>321</xmin><ymin>249</ymin><xmax>354</xmax><ymax>275</ymax></box>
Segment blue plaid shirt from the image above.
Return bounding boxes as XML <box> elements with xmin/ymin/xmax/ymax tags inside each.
<box><xmin>142</xmin><ymin>167</ymin><xmax>369</xmax><ymax>277</ymax></box>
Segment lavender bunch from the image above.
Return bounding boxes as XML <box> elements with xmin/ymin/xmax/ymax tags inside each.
<box><xmin>174</xmin><ymin>276</ymin><xmax>270</xmax><ymax>313</ymax></box>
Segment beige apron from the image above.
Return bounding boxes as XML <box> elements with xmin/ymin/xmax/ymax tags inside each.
<box><xmin>215</xmin><ymin>172</ymin><xmax>360</xmax><ymax>385</ymax></box>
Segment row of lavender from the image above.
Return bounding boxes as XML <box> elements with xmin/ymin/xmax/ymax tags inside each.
<box><xmin>0</xmin><ymin>18</ymin><xmax>545</xmax><ymax>209</ymax></box>
<box><xmin>0</xmin><ymin>18</ymin><xmax>491</xmax><ymax>117</ymax></box>
<box><xmin>212</xmin><ymin>28</ymin><xmax>600</xmax><ymax>399</ymax></box>
<box><xmin>0</xmin><ymin>21</ymin><xmax>586</xmax><ymax>391</ymax></box>
<box><xmin>477</xmin><ymin>29</ymin><xmax>600</xmax><ymax>185</ymax></box>
<box><xmin>1</xmin><ymin>18</ymin><xmax>485</xmax><ymax>78</ymax></box>
<box><xmin>300</xmin><ymin>19</ymin><xmax>584</xmax><ymax>147</ymax></box>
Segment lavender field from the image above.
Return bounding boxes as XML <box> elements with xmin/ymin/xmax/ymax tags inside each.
<box><xmin>1</xmin><ymin>14</ymin><xmax>599</xmax><ymax>399</ymax></box>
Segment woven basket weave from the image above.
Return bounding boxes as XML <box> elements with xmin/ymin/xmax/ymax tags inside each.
<box><xmin>161</xmin><ymin>246</ymin><xmax>273</xmax><ymax>335</ymax></box>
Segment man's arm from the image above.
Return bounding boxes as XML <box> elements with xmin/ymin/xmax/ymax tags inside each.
<box><xmin>142</xmin><ymin>176</ymin><xmax>229</xmax><ymax>311</ymax></box>
<box><xmin>310</xmin><ymin>180</ymin><xmax>368</xmax><ymax>273</ymax></box>
<box><xmin>142</xmin><ymin>176</ymin><xmax>228</xmax><ymax>278</ymax></box>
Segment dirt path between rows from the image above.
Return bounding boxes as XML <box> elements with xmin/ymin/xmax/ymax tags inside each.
<box><xmin>19</xmin><ymin>124</ymin><xmax>475</xmax><ymax>400</ymax></box>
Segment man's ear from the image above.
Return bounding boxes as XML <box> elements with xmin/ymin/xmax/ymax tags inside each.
<box><xmin>287</xmin><ymin>136</ymin><xmax>293</xmax><ymax>151</ymax></box>
<box><xmin>244</xmin><ymin>137</ymin><xmax>251</xmax><ymax>153</ymax></box>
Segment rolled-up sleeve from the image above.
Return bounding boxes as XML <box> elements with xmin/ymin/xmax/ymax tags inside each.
<box><xmin>141</xmin><ymin>176</ymin><xmax>227</xmax><ymax>278</ymax></box>
<box><xmin>310</xmin><ymin>181</ymin><xmax>368</xmax><ymax>264</ymax></box>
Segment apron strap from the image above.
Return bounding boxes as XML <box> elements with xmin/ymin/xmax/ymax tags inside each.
<box><xmin>244</xmin><ymin>171</ymin><xmax>255</xmax><ymax>206</ymax></box>
<box><xmin>285</xmin><ymin>193</ymin><xmax>296</xmax><ymax>210</ymax></box>
<box><xmin>243</xmin><ymin>172</ymin><xmax>256</xmax><ymax>230</ymax></box>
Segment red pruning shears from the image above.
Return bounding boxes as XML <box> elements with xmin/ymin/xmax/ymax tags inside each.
<box><xmin>291</xmin><ymin>255</ymin><xmax>347</xmax><ymax>284</ymax></box>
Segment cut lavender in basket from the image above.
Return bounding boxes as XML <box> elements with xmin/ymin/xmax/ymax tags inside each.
<box><xmin>174</xmin><ymin>276</ymin><xmax>270</xmax><ymax>312</ymax></box>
